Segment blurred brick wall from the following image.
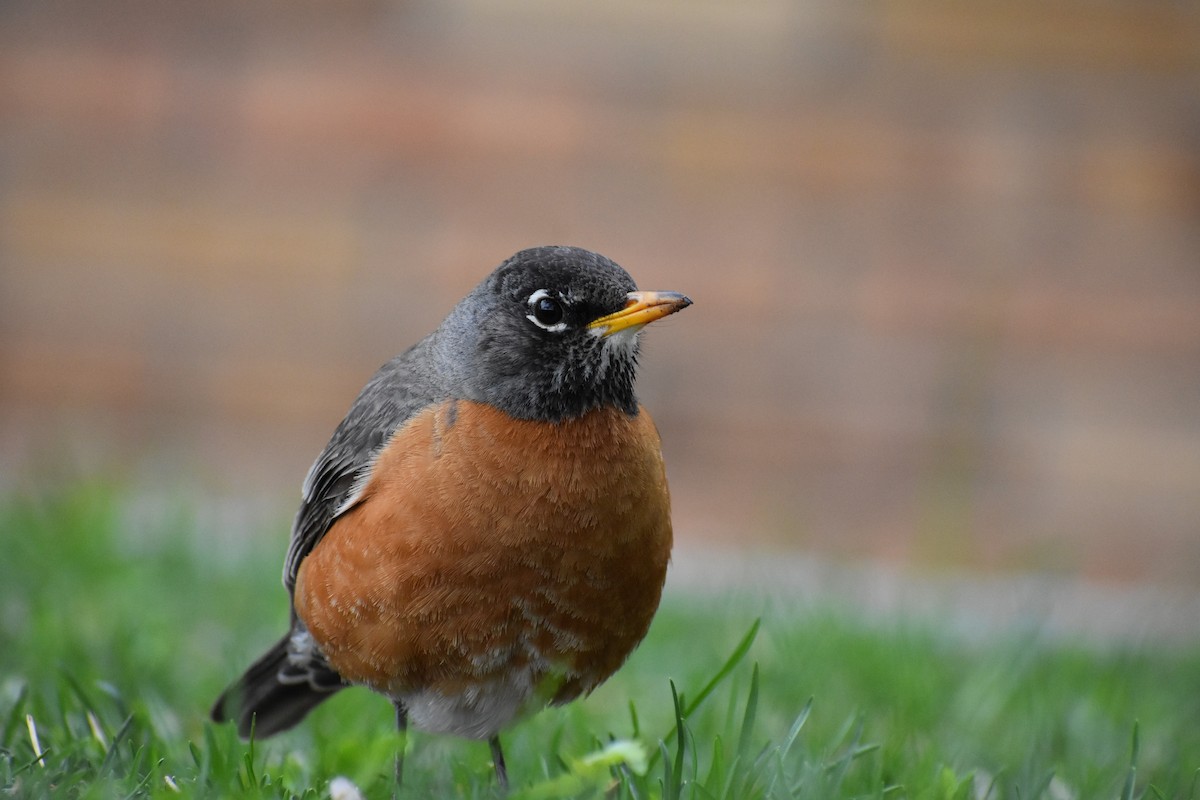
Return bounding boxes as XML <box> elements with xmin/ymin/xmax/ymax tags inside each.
<box><xmin>2</xmin><ymin>0</ymin><xmax>1199</xmax><ymax>582</ymax></box>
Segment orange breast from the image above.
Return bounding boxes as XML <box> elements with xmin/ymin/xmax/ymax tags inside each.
<box><xmin>293</xmin><ymin>400</ymin><xmax>673</xmax><ymax>703</ymax></box>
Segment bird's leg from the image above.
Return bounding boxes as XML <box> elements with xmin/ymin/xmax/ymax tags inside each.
<box><xmin>488</xmin><ymin>735</ymin><xmax>508</xmax><ymax>792</ymax></box>
<box><xmin>393</xmin><ymin>703</ymin><xmax>408</xmax><ymax>796</ymax></box>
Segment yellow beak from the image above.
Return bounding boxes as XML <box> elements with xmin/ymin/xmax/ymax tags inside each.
<box><xmin>587</xmin><ymin>291</ymin><xmax>692</xmax><ymax>337</ymax></box>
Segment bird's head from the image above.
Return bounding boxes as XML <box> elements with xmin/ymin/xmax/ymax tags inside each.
<box><xmin>433</xmin><ymin>246</ymin><xmax>691</xmax><ymax>421</ymax></box>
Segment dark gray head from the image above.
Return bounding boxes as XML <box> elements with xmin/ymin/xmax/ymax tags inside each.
<box><xmin>431</xmin><ymin>246</ymin><xmax>691</xmax><ymax>422</ymax></box>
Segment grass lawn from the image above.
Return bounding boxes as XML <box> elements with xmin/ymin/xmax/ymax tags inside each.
<box><xmin>2</xmin><ymin>483</ymin><xmax>1198</xmax><ymax>798</ymax></box>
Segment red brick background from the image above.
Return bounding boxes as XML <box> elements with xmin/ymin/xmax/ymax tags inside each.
<box><xmin>2</xmin><ymin>0</ymin><xmax>1198</xmax><ymax>583</ymax></box>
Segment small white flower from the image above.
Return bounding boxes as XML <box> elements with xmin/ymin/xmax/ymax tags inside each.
<box><xmin>329</xmin><ymin>776</ymin><xmax>366</xmax><ymax>800</ymax></box>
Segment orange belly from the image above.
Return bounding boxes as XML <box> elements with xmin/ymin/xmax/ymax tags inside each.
<box><xmin>293</xmin><ymin>400</ymin><xmax>672</xmax><ymax>729</ymax></box>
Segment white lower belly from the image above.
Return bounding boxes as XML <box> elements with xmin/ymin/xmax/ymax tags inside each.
<box><xmin>399</xmin><ymin>672</ymin><xmax>541</xmax><ymax>740</ymax></box>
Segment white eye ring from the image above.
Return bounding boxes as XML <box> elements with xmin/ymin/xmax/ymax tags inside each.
<box><xmin>526</xmin><ymin>289</ymin><xmax>568</xmax><ymax>333</ymax></box>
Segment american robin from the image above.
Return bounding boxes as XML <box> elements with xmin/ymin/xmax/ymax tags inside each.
<box><xmin>211</xmin><ymin>246</ymin><xmax>690</xmax><ymax>791</ymax></box>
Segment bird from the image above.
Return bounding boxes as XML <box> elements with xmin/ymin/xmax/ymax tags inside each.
<box><xmin>210</xmin><ymin>245</ymin><xmax>691</xmax><ymax>792</ymax></box>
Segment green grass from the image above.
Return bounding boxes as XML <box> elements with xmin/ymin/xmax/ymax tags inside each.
<box><xmin>2</xmin><ymin>483</ymin><xmax>1199</xmax><ymax>798</ymax></box>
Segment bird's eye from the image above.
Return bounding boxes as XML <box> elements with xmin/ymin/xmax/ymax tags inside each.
<box><xmin>527</xmin><ymin>290</ymin><xmax>567</xmax><ymax>331</ymax></box>
<box><xmin>534</xmin><ymin>297</ymin><xmax>563</xmax><ymax>325</ymax></box>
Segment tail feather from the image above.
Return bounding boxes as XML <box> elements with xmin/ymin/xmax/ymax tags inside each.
<box><xmin>211</xmin><ymin>634</ymin><xmax>344</xmax><ymax>739</ymax></box>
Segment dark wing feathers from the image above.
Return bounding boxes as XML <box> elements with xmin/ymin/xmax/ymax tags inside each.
<box><xmin>283</xmin><ymin>337</ymin><xmax>445</xmax><ymax>592</ymax></box>
<box><xmin>283</xmin><ymin>455</ymin><xmax>358</xmax><ymax>593</ymax></box>
<box><xmin>213</xmin><ymin>337</ymin><xmax>447</xmax><ymax>739</ymax></box>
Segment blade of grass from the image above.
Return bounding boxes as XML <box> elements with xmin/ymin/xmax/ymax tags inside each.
<box><xmin>703</xmin><ymin>735</ymin><xmax>725</xmax><ymax>796</ymax></box>
<box><xmin>660</xmin><ymin>741</ymin><xmax>677</xmax><ymax>800</ymax></box>
<box><xmin>239</xmin><ymin>714</ymin><xmax>260</xmax><ymax>789</ymax></box>
<box><xmin>684</xmin><ymin>619</ymin><xmax>760</xmax><ymax>720</ymax></box>
<box><xmin>735</xmin><ymin>663</ymin><xmax>759</xmax><ymax>759</ymax></box>
<box><xmin>24</xmin><ymin>714</ymin><xmax>45</xmax><ymax>767</ymax></box>
<box><xmin>764</xmin><ymin>698</ymin><xmax>813</xmax><ymax>797</ymax></box>
<box><xmin>121</xmin><ymin>757</ymin><xmax>157</xmax><ymax>800</ymax></box>
<box><xmin>98</xmin><ymin>714</ymin><xmax>135</xmax><ymax>776</ymax></box>
<box><xmin>647</xmin><ymin>618</ymin><xmax>760</xmax><ymax>771</ymax></box>
<box><xmin>1121</xmin><ymin>722</ymin><xmax>1140</xmax><ymax>800</ymax></box>
<box><xmin>823</xmin><ymin>718</ymin><xmax>868</xmax><ymax>791</ymax></box>
<box><xmin>618</xmin><ymin>760</ymin><xmax>644</xmax><ymax>800</ymax></box>
<box><xmin>779</xmin><ymin>697</ymin><xmax>813</xmax><ymax>761</ymax></box>
<box><xmin>671</xmin><ymin>681</ymin><xmax>686</xmax><ymax>800</ymax></box>
<box><xmin>11</xmin><ymin>748</ymin><xmax>53</xmax><ymax>779</ymax></box>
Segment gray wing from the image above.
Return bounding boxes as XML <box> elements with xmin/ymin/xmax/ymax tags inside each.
<box><xmin>282</xmin><ymin>336</ymin><xmax>445</xmax><ymax>593</ymax></box>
